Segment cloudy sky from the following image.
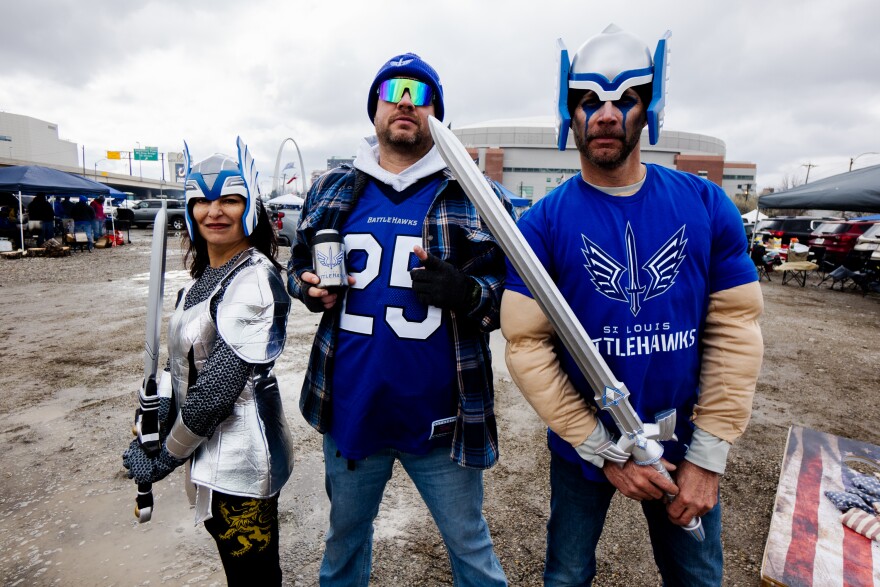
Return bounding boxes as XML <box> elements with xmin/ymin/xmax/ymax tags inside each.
<box><xmin>2</xmin><ymin>0</ymin><xmax>878</xmax><ymax>195</ymax></box>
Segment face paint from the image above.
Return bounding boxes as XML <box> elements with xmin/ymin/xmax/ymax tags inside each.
<box><xmin>573</xmin><ymin>90</ymin><xmax>644</xmax><ymax>170</ymax></box>
<box><xmin>580</xmin><ymin>93</ymin><xmax>639</xmax><ymax>136</ymax></box>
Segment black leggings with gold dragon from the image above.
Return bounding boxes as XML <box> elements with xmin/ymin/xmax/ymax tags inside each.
<box><xmin>203</xmin><ymin>491</ymin><xmax>281</xmax><ymax>586</ymax></box>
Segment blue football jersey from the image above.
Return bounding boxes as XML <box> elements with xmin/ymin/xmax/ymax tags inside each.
<box><xmin>506</xmin><ymin>164</ymin><xmax>757</xmax><ymax>481</ymax></box>
<box><xmin>331</xmin><ymin>177</ymin><xmax>457</xmax><ymax>459</ymax></box>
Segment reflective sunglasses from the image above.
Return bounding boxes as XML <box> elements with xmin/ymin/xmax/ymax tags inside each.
<box><xmin>377</xmin><ymin>78</ymin><xmax>433</xmax><ymax>107</ymax></box>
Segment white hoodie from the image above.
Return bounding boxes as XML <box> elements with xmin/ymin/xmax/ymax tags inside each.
<box><xmin>352</xmin><ymin>136</ymin><xmax>447</xmax><ymax>192</ymax></box>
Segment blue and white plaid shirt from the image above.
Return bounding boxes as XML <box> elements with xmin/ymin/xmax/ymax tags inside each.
<box><xmin>287</xmin><ymin>166</ymin><xmax>510</xmax><ymax>469</ymax></box>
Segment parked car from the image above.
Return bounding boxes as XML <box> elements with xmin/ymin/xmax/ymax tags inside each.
<box><xmin>753</xmin><ymin>216</ymin><xmax>841</xmax><ymax>247</ymax></box>
<box><xmin>743</xmin><ymin>218</ymin><xmax>755</xmax><ymax>240</ymax></box>
<box><xmin>852</xmin><ymin>222</ymin><xmax>880</xmax><ymax>268</ymax></box>
<box><xmin>808</xmin><ymin>220</ymin><xmax>879</xmax><ymax>264</ymax></box>
<box><xmin>274</xmin><ymin>208</ymin><xmax>300</xmax><ymax>247</ymax></box>
<box><xmin>128</xmin><ymin>199</ymin><xmax>187</xmax><ymax>230</ymax></box>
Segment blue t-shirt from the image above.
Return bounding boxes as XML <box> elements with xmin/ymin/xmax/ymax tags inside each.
<box><xmin>506</xmin><ymin>164</ymin><xmax>757</xmax><ymax>481</ymax></box>
<box><xmin>331</xmin><ymin>176</ymin><xmax>457</xmax><ymax>460</ymax></box>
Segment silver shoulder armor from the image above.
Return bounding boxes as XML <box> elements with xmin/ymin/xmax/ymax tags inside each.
<box><xmin>216</xmin><ymin>254</ymin><xmax>290</xmax><ymax>363</ymax></box>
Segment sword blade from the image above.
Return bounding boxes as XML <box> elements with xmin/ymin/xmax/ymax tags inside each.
<box><xmin>144</xmin><ymin>205</ymin><xmax>168</xmax><ymax>383</ymax></box>
<box><xmin>427</xmin><ymin>116</ymin><xmax>628</xmax><ymax>408</ymax></box>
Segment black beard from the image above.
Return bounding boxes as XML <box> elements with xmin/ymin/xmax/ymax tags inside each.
<box><xmin>573</xmin><ymin>126</ymin><xmax>642</xmax><ymax>170</ymax></box>
<box><xmin>379</xmin><ymin>124</ymin><xmax>433</xmax><ymax>155</ymax></box>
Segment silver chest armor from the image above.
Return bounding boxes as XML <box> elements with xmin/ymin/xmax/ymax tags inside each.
<box><xmin>167</xmin><ymin>249</ymin><xmax>294</xmax><ymax>498</ymax></box>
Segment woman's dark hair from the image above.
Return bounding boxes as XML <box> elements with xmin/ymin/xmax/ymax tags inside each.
<box><xmin>184</xmin><ymin>200</ymin><xmax>282</xmax><ymax>278</ymax></box>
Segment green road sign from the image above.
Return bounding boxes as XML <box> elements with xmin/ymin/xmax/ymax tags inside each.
<box><xmin>134</xmin><ymin>147</ymin><xmax>159</xmax><ymax>161</ymax></box>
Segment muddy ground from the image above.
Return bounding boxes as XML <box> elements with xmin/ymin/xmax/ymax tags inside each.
<box><xmin>0</xmin><ymin>230</ymin><xmax>878</xmax><ymax>587</ymax></box>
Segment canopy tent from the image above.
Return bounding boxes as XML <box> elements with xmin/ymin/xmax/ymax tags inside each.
<box><xmin>0</xmin><ymin>165</ymin><xmax>113</xmax><ymax>196</ymax></box>
<box><xmin>742</xmin><ymin>209</ymin><xmax>768</xmax><ymax>223</ymax></box>
<box><xmin>266</xmin><ymin>193</ymin><xmax>304</xmax><ymax>208</ymax></box>
<box><xmin>758</xmin><ymin>164</ymin><xmax>880</xmax><ymax>213</ymax></box>
<box><xmin>105</xmin><ymin>185</ymin><xmax>126</xmax><ymax>199</ymax></box>
<box><xmin>0</xmin><ymin>165</ymin><xmax>111</xmax><ymax>252</ymax></box>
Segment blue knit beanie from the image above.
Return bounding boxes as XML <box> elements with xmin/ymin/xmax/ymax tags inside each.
<box><xmin>367</xmin><ymin>53</ymin><xmax>444</xmax><ymax>122</ymax></box>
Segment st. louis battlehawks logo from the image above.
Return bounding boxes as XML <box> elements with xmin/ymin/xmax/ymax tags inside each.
<box><xmin>581</xmin><ymin>223</ymin><xmax>687</xmax><ymax>316</ymax></box>
<box><xmin>317</xmin><ymin>247</ymin><xmax>344</xmax><ymax>269</ymax></box>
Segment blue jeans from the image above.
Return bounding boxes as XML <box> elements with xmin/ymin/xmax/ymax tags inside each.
<box><xmin>74</xmin><ymin>221</ymin><xmax>94</xmax><ymax>250</ymax></box>
<box><xmin>38</xmin><ymin>221</ymin><xmax>54</xmax><ymax>246</ymax></box>
<box><xmin>545</xmin><ymin>451</ymin><xmax>722</xmax><ymax>587</ymax></box>
<box><xmin>320</xmin><ymin>434</ymin><xmax>507</xmax><ymax>587</ymax></box>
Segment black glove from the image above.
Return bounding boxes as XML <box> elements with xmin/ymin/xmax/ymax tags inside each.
<box><xmin>122</xmin><ymin>439</ymin><xmax>186</xmax><ymax>485</ymax></box>
<box><xmin>302</xmin><ymin>290</ymin><xmax>326</xmax><ymax>313</ymax></box>
<box><xmin>410</xmin><ymin>253</ymin><xmax>481</xmax><ymax>312</ymax></box>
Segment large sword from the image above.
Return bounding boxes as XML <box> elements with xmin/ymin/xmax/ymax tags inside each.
<box><xmin>132</xmin><ymin>202</ymin><xmax>168</xmax><ymax>523</ymax></box>
<box><xmin>428</xmin><ymin>116</ymin><xmax>704</xmax><ymax>541</ymax></box>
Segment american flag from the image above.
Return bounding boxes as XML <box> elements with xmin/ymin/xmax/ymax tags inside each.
<box><xmin>762</xmin><ymin>426</ymin><xmax>880</xmax><ymax>586</ymax></box>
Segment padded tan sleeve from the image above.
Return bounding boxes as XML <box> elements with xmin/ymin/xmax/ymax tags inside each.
<box><xmin>692</xmin><ymin>281</ymin><xmax>764</xmax><ymax>443</ymax></box>
<box><xmin>501</xmin><ymin>290</ymin><xmax>598</xmax><ymax>446</ymax></box>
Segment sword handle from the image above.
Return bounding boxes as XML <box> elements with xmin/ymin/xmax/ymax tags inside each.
<box><xmin>650</xmin><ymin>461</ymin><xmax>705</xmax><ymax>542</ymax></box>
<box><xmin>135</xmin><ymin>482</ymin><xmax>153</xmax><ymax>523</ymax></box>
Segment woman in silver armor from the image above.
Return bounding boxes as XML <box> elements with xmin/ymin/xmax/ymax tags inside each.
<box><xmin>123</xmin><ymin>139</ymin><xmax>294</xmax><ymax>585</ymax></box>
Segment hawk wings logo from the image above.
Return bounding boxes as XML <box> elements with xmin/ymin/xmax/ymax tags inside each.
<box><xmin>581</xmin><ymin>223</ymin><xmax>687</xmax><ymax>316</ymax></box>
<box><xmin>317</xmin><ymin>247</ymin><xmax>345</xmax><ymax>269</ymax></box>
<box><xmin>389</xmin><ymin>58</ymin><xmax>414</xmax><ymax>67</ymax></box>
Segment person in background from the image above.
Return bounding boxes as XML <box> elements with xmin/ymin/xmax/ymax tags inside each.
<box><xmin>501</xmin><ymin>25</ymin><xmax>764</xmax><ymax>586</ymax></box>
<box><xmin>70</xmin><ymin>196</ymin><xmax>95</xmax><ymax>251</ymax></box>
<box><xmin>27</xmin><ymin>192</ymin><xmax>55</xmax><ymax>246</ymax></box>
<box><xmin>287</xmin><ymin>52</ymin><xmax>509</xmax><ymax>586</ymax></box>
<box><xmin>90</xmin><ymin>196</ymin><xmax>106</xmax><ymax>239</ymax></box>
<box><xmin>122</xmin><ymin>139</ymin><xmax>294</xmax><ymax>586</ymax></box>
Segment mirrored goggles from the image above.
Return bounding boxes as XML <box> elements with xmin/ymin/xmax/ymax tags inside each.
<box><xmin>377</xmin><ymin>78</ymin><xmax>433</xmax><ymax>107</ymax></box>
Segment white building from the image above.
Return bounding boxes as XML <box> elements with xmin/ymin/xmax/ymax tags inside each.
<box><xmin>0</xmin><ymin>112</ymin><xmax>79</xmax><ymax>167</ymax></box>
<box><xmin>452</xmin><ymin>117</ymin><xmax>755</xmax><ymax>202</ymax></box>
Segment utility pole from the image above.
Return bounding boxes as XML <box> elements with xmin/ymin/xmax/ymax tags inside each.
<box><xmin>802</xmin><ymin>162</ymin><xmax>817</xmax><ymax>183</ymax></box>
<box><xmin>849</xmin><ymin>152</ymin><xmax>879</xmax><ymax>171</ymax></box>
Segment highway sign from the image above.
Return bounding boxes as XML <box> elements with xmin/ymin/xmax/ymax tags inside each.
<box><xmin>134</xmin><ymin>147</ymin><xmax>159</xmax><ymax>161</ymax></box>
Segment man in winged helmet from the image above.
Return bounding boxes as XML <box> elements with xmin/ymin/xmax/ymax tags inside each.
<box><xmin>501</xmin><ymin>25</ymin><xmax>764</xmax><ymax>585</ymax></box>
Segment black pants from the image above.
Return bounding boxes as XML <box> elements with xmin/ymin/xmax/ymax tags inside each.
<box><xmin>203</xmin><ymin>491</ymin><xmax>282</xmax><ymax>586</ymax></box>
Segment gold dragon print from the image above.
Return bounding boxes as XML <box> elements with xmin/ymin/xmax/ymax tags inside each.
<box><xmin>216</xmin><ymin>498</ymin><xmax>273</xmax><ymax>556</ymax></box>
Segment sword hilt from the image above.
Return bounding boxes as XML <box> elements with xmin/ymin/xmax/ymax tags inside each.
<box><xmin>649</xmin><ymin>460</ymin><xmax>705</xmax><ymax>542</ymax></box>
<box><xmin>135</xmin><ymin>483</ymin><xmax>153</xmax><ymax>523</ymax></box>
<box><xmin>136</xmin><ymin>377</ymin><xmax>160</xmax><ymax>456</ymax></box>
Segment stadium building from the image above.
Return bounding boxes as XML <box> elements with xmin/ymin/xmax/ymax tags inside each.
<box><xmin>452</xmin><ymin>117</ymin><xmax>756</xmax><ymax>202</ymax></box>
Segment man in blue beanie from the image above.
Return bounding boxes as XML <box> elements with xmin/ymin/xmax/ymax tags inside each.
<box><xmin>288</xmin><ymin>52</ymin><xmax>509</xmax><ymax>586</ymax></box>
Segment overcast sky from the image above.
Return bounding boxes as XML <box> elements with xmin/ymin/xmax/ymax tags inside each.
<box><xmin>2</xmin><ymin>0</ymin><xmax>878</xmax><ymax>195</ymax></box>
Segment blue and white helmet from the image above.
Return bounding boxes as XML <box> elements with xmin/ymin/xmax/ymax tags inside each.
<box><xmin>555</xmin><ymin>24</ymin><xmax>671</xmax><ymax>150</ymax></box>
<box><xmin>183</xmin><ymin>137</ymin><xmax>260</xmax><ymax>240</ymax></box>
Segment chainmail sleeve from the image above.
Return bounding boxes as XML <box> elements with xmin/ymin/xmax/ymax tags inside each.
<box><xmin>179</xmin><ymin>338</ymin><xmax>251</xmax><ymax>439</ymax></box>
<box><xmin>177</xmin><ymin>256</ymin><xmax>254</xmax><ymax>440</ymax></box>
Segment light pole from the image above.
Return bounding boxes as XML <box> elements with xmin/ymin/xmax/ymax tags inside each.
<box><xmin>135</xmin><ymin>141</ymin><xmax>143</xmax><ymax>180</ymax></box>
<box><xmin>94</xmin><ymin>158</ymin><xmax>108</xmax><ymax>180</ymax></box>
<box><xmin>849</xmin><ymin>152</ymin><xmax>879</xmax><ymax>171</ymax></box>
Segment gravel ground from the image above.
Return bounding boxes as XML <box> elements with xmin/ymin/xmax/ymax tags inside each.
<box><xmin>0</xmin><ymin>230</ymin><xmax>878</xmax><ymax>586</ymax></box>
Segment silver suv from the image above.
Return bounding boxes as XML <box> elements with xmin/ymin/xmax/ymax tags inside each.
<box><xmin>129</xmin><ymin>199</ymin><xmax>187</xmax><ymax>230</ymax></box>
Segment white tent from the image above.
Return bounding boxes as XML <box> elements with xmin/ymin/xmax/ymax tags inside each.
<box><xmin>742</xmin><ymin>209</ymin><xmax>768</xmax><ymax>223</ymax></box>
<box><xmin>266</xmin><ymin>193</ymin><xmax>304</xmax><ymax>208</ymax></box>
